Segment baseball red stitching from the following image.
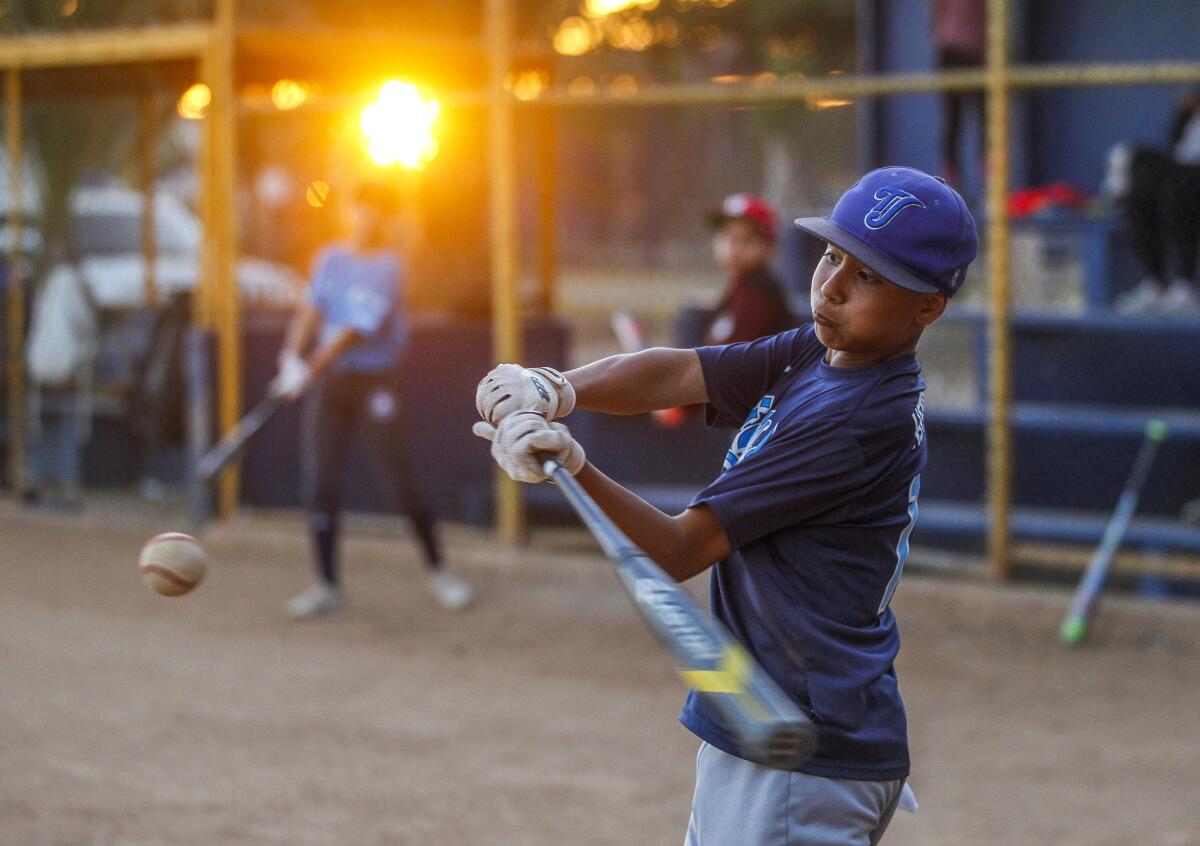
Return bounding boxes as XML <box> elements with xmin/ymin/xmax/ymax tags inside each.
<box><xmin>139</xmin><ymin>564</ymin><xmax>197</xmax><ymax>590</ymax></box>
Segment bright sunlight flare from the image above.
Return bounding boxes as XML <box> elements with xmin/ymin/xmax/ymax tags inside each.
<box><xmin>359</xmin><ymin>81</ymin><xmax>441</xmax><ymax>170</ymax></box>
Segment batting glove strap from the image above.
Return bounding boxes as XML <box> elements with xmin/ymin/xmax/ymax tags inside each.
<box><xmin>475</xmin><ymin>364</ymin><xmax>576</xmax><ymax>424</ymax></box>
<box><xmin>527</xmin><ymin>367</ymin><xmax>576</xmax><ymax>419</ymax></box>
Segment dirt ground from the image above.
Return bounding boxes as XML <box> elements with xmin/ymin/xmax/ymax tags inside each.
<box><xmin>2</xmin><ymin>503</ymin><xmax>1198</xmax><ymax>846</ymax></box>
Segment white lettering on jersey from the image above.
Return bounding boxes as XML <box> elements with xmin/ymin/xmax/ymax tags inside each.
<box><xmin>878</xmin><ymin>474</ymin><xmax>920</xmax><ymax>615</ymax></box>
<box><xmin>912</xmin><ymin>391</ymin><xmax>925</xmax><ymax>450</ymax></box>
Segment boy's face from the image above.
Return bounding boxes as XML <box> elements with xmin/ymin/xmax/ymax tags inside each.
<box><xmin>712</xmin><ymin>219</ymin><xmax>775</xmax><ymax>277</ymax></box>
<box><xmin>810</xmin><ymin>244</ymin><xmax>946</xmax><ymax>366</ymax></box>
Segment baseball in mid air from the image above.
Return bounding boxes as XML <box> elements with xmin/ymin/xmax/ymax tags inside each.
<box><xmin>138</xmin><ymin>532</ymin><xmax>208</xmax><ymax>597</ymax></box>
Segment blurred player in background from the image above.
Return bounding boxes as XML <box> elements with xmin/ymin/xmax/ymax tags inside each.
<box><xmin>274</xmin><ymin>182</ymin><xmax>472</xmax><ymax>619</ymax></box>
<box><xmin>1107</xmin><ymin>88</ymin><xmax>1200</xmax><ymax>315</ymax></box>
<box><xmin>703</xmin><ymin>193</ymin><xmax>795</xmax><ymax>345</ymax></box>
<box><xmin>632</xmin><ymin>193</ymin><xmax>794</xmax><ymax>429</ymax></box>
<box><xmin>475</xmin><ymin>167</ymin><xmax>977</xmax><ymax>845</ymax></box>
<box><xmin>931</xmin><ymin>0</ymin><xmax>986</xmax><ymax>191</ymax></box>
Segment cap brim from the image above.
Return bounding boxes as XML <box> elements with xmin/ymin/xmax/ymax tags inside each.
<box><xmin>705</xmin><ymin>210</ymin><xmax>733</xmax><ymax>230</ymax></box>
<box><xmin>707</xmin><ymin>210</ymin><xmax>775</xmax><ymax>240</ymax></box>
<box><xmin>793</xmin><ymin>216</ymin><xmax>941</xmax><ymax>295</ymax></box>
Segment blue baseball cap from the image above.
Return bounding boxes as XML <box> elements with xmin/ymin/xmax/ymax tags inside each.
<box><xmin>794</xmin><ymin>166</ymin><xmax>978</xmax><ymax>297</ymax></box>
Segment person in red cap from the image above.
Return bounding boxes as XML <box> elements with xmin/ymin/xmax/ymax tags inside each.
<box><xmin>703</xmin><ymin>193</ymin><xmax>796</xmax><ymax>345</ymax></box>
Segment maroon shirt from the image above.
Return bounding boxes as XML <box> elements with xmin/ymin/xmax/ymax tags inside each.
<box><xmin>705</xmin><ymin>265</ymin><xmax>795</xmax><ymax>346</ymax></box>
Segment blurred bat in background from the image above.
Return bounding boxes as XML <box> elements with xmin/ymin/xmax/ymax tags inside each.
<box><xmin>1060</xmin><ymin>419</ymin><xmax>1167</xmax><ymax>645</ymax></box>
<box><xmin>195</xmin><ymin>394</ymin><xmax>287</xmax><ymax>484</ymax></box>
<box><xmin>610</xmin><ymin>311</ymin><xmax>688</xmax><ymax>429</ymax></box>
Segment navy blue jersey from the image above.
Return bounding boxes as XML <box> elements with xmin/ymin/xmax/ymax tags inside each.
<box><xmin>308</xmin><ymin>244</ymin><xmax>407</xmax><ymax>373</ymax></box>
<box><xmin>679</xmin><ymin>324</ymin><xmax>925</xmax><ymax>781</ymax></box>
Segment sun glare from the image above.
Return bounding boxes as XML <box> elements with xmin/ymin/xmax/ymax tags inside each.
<box><xmin>583</xmin><ymin>0</ymin><xmax>658</xmax><ymax>16</ymax></box>
<box><xmin>359</xmin><ymin>81</ymin><xmax>441</xmax><ymax>170</ymax></box>
<box><xmin>271</xmin><ymin>79</ymin><xmax>309</xmax><ymax>111</ymax></box>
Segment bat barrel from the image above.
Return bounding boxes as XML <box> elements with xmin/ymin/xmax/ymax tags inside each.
<box><xmin>546</xmin><ymin>459</ymin><xmax>817</xmax><ymax>771</ymax></box>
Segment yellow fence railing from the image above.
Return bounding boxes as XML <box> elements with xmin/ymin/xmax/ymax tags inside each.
<box><xmin>2</xmin><ymin>6</ymin><xmax>1198</xmax><ymax>571</ymax></box>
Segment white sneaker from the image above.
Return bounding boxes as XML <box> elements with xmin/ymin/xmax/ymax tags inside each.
<box><xmin>286</xmin><ymin>583</ymin><xmax>346</xmax><ymax>620</ymax></box>
<box><xmin>425</xmin><ymin>570</ymin><xmax>473</xmax><ymax>611</ymax></box>
<box><xmin>1115</xmin><ymin>278</ymin><xmax>1165</xmax><ymax>315</ymax></box>
<box><xmin>1161</xmin><ymin>278</ymin><xmax>1200</xmax><ymax>313</ymax></box>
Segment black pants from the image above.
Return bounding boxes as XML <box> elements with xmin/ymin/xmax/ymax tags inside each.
<box><xmin>938</xmin><ymin>47</ymin><xmax>985</xmax><ymax>181</ymax></box>
<box><xmin>1121</xmin><ymin>148</ymin><xmax>1200</xmax><ymax>286</ymax></box>
<box><xmin>301</xmin><ymin>370</ymin><xmax>440</xmax><ymax>584</ymax></box>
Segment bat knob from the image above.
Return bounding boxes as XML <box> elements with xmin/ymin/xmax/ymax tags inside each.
<box><xmin>1059</xmin><ymin>617</ymin><xmax>1086</xmax><ymax>646</ymax></box>
<box><xmin>537</xmin><ymin>453</ymin><xmax>562</xmax><ymax>478</ymax></box>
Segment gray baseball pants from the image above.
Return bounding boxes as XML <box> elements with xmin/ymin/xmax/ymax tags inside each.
<box><xmin>684</xmin><ymin>742</ymin><xmax>906</xmax><ymax>846</ymax></box>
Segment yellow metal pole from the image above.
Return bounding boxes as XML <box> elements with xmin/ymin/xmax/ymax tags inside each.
<box><xmin>195</xmin><ymin>55</ymin><xmax>214</xmax><ymax>332</ymax></box>
<box><xmin>140</xmin><ymin>92</ymin><xmax>159</xmax><ymax>309</ymax></box>
<box><xmin>0</xmin><ymin>23</ymin><xmax>211</xmax><ymax>70</ymax></box>
<box><xmin>517</xmin><ymin>63</ymin><xmax>1200</xmax><ymax>110</ymax></box>
<box><xmin>231</xmin><ymin>62</ymin><xmax>1200</xmax><ymax>117</ymax></box>
<box><xmin>211</xmin><ymin>0</ymin><xmax>240</xmax><ymax>518</ymax></box>
<box><xmin>485</xmin><ymin>0</ymin><xmax>524</xmax><ymax>543</ymax></box>
<box><xmin>536</xmin><ymin>108</ymin><xmax>557</xmax><ymax>314</ymax></box>
<box><xmin>5</xmin><ymin>69</ymin><xmax>25</xmax><ymax>496</ymax></box>
<box><xmin>985</xmin><ymin>0</ymin><xmax>1013</xmax><ymax>579</ymax></box>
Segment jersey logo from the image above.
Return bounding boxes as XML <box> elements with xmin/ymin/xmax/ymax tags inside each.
<box><xmin>346</xmin><ymin>285</ymin><xmax>388</xmax><ymax>326</ymax></box>
<box><xmin>864</xmin><ymin>187</ymin><xmax>925</xmax><ymax>230</ymax></box>
<box><xmin>723</xmin><ymin>395</ymin><xmax>776</xmax><ymax>471</ymax></box>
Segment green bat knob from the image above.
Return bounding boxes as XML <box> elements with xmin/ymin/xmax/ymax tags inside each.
<box><xmin>1059</xmin><ymin>617</ymin><xmax>1086</xmax><ymax>646</ymax></box>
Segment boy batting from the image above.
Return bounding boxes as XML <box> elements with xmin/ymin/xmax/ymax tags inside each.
<box><xmin>277</xmin><ymin>182</ymin><xmax>472</xmax><ymax>619</ymax></box>
<box><xmin>475</xmin><ymin>167</ymin><xmax>976</xmax><ymax>845</ymax></box>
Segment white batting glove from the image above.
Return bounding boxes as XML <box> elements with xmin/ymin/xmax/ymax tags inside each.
<box><xmin>472</xmin><ymin>411</ymin><xmax>585</xmax><ymax>484</ymax></box>
<box><xmin>270</xmin><ymin>351</ymin><xmax>311</xmax><ymax>401</ymax></box>
<box><xmin>475</xmin><ymin>364</ymin><xmax>576</xmax><ymax>425</ymax></box>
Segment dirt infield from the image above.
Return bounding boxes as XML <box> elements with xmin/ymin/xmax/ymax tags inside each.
<box><xmin>1</xmin><ymin>505</ymin><xmax>1198</xmax><ymax>846</ymax></box>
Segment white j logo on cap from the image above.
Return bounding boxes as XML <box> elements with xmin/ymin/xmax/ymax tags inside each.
<box><xmin>864</xmin><ymin>187</ymin><xmax>925</xmax><ymax>230</ymax></box>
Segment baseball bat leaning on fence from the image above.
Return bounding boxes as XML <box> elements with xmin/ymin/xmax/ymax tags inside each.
<box><xmin>542</xmin><ymin>457</ymin><xmax>816</xmax><ymax>769</ymax></box>
<box><xmin>1059</xmin><ymin>419</ymin><xmax>1168</xmax><ymax>646</ymax></box>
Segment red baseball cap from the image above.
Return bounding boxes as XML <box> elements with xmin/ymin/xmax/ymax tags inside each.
<box><xmin>706</xmin><ymin>193</ymin><xmax>778</xmax><ymax>241</ymax></box>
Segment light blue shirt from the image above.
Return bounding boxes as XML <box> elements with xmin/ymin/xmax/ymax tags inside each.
<box><xmin>307</xmin><ymin>244</ymin><xmax>406</xmax><ymax>373</ymax></box>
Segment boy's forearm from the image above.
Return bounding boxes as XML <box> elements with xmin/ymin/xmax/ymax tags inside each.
<box><xmin>566</xmin><ymin>348</ymin><xmax>707</xmax><ymax>415</ymax></box>
<box><xmin>572</xmin><ymin>462</ymin><xmax>728</xmax><ymax>582</ymax></box>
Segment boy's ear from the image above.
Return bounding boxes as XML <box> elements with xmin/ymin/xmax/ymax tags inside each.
<box><xmin>914</xmin><ymin>292</ymin><xmax>948</xmax><ymax>326</ymax></box>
